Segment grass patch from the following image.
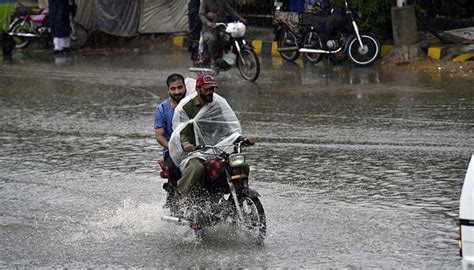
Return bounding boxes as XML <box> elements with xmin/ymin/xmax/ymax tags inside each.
<box><xmin>0</xmin><ymin>3</ymin><xmax>16</xmax><ymax>30</ymax></box>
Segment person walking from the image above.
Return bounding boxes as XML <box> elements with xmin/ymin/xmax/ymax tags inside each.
<box><xmin>48</xmin><ymin>0</ymin><xmax>76</xmax><ymax>55</ymax></box>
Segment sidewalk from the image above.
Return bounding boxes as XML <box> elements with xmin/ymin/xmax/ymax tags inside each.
<box><xmin>170</xmin><ymin>26</ymin><xmax>474</xmax><ymax>62</ymax></box>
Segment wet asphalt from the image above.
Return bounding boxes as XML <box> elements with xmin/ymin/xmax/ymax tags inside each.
<box><xmin>0</xmin><ymin>47</ymin><xmax>473</xmax><ymax>268</ymax></box>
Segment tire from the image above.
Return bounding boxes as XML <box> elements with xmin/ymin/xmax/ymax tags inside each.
<box><xmin>70</xmin><ymin>22</ymin><xmax>89</xmax><ymax>50</ymax></box>
<box><xmin>277</xmin><ymin>29</ymin><xmax>300</xmax><ymax>62</ymax></box>
<box><xmin>9</xmin><ymin>20</ymin><xmax>34</xmax><ymax>49</ymax></box>
<box><xmin>237</xmin><ymin>49</ymin><xmax>260</xmax><ymax>82</ymax></box>
<box><xmin>303</xmin><ymin>31</ymin><xmax>323</xmax><ymax>63</ymax></box>
<box><xmin>239</xmin><ymin>196</ymin><xmax>266</xmax><ymax>245</ymax></box>
<box><xmin>347</xmin><ymin>34</ymin><xmax>380</xmax><ymax>67</ymax></box>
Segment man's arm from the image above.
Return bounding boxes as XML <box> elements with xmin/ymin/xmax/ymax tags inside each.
<box><xmin>224</xmin><ymin>1</ymin><xmax>247</xmax><ymax>24</ymax></box>
<box><xmin>154</xmin><ymin>128</ymin><xmax>169</xmax><ymax>149</ymax></box>
<box><xmin>199</xmin><ymin>1</ymin><xmax>215</xmax><ymax>28</ymax></box>
<box><xmin>180</xmin><ymin>123</ymin><xmax>195</xmax><ymax>152</ymax></box>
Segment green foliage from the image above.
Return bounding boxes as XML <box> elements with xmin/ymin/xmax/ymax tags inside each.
<box><xmin>0</xmin><ymin>3</ymin><xmax>16</xmax><ymax>30</ymax></box>
<box><xmin>331</xmin><ymin>0</ymin><xmax>396</xmax><ymax>39</ymax></box>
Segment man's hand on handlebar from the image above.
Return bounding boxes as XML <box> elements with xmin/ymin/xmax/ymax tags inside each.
<box><xmin>207</xmin><ymin>22</ymin><xmax>217</xmax><ymax>28</ymax></box>
<box><xmin>243</xmin><ymin>136</ymin><xmax>256</xmax><ymax>146</ymax></box>
<box><xmin>183</xmin><ymin>143</ymin><xmax>196</xmax><ymax>153</ymax></box>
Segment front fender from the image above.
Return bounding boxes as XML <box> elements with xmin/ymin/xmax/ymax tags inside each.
<box><xmin>241</xmin><ymin>187</ymin><xmax>260</xmax><ymax>198</ymax></box>
<box><xmin>242</xmin><ymin>43</ymin><xmax>254</xmax><ymax>51</ymax></box>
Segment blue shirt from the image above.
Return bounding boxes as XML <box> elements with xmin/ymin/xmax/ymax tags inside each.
<box><xmin>154</xmin><ymin>99</ymin><xmax>175</xmax><ymax>141</ymax></box>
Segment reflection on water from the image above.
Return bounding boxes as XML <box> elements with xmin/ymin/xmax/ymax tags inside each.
<box><xmin>0</xmin><ymin>50</ymin><xmax>472</xmax><ymax>267</ymax></box>
<box><xmin>301</xmin><ymin>61</ymin><xmax>381</xmax><ymax>85</ymax></box>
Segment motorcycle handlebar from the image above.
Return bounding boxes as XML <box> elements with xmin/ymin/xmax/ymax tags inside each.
<box><xmin>190</xmin><ymin>140</ymin><xmax>254</xmax><ymax>155</ymax></box>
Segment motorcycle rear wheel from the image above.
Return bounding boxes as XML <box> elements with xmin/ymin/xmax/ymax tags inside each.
<box><xmin>9</xmin><ymin>20</ymin><xmax>34</xmax><ymax>49</ymax></box>
<box><xmin>277</xmin><ymin>29</ymin><xmax>300</xmax><ymax>62</ymax></box>
<box><xmin>237</xmin><ymin>49</ymin><xmax>260</xmax><ymax>82</ymax></box>
<box><xmin>347</xmin><ymin>34</ymin><xmax>380</xmax><ymax>67</ymax></box>
<box><xmin>239</xmin><ymin>196</ymin><xmax>266</xmax><ymax>245</ymax></box>
<box><xmin>302</xmin><ymin>31</ymin><xmax>323</xmax><ymax>63</ymax></box>
<box><xmin>71</xmin><ymin>22</ymin><xmax>89</xmax><ymax>50</ymax></box>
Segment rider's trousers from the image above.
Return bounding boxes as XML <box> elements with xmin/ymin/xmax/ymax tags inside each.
<box><xmin>201</xmin><ymin>28</ymin><xmax>220</xmax><ymax>61</ymax></box>
<box><xmin>177</xmin><ymin>158</ymin><xmax>205</xmax><ymax>196</ymax></box>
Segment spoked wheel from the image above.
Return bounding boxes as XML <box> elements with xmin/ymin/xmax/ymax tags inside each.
<box><xmin>347</xmin><ymin>34</ymin><xmax>380</xmax><ymax>67</ymax></box>
<box><xmin>303</xmin><ymin>31</ymin><xmax>323</xmax><ymax>63</ymax></box>
<box><xmin>239</xmin><ymin>197</ymin><xmax>266</xmax><ymax>245</ymax></box>
<box><xmin>237</xmin><ymin>49</ymin><xmax>260</xmax><ymax>82</ymax></box>
<box><xmin>9</xmin><ymin>20</ymin><xmax>34</xmax><ymax>49</ymax></box>
<box><xmin>277</xmin><ymin>29</ymin><xmax>300</xmax><ymax>62</ymax></box>
<box><xmin>71</xmin><ymin>22</ymin><xmax>89</xmax><ymax>50</ymax></box>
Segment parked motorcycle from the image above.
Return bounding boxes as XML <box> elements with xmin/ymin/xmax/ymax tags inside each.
<box><xmin>8</xmin><ymin>6</ymin><xmax>88</xmax><ymax>50</ymax></box>
<box><xmin>190</xmin><ymin>22</ymin><xmax>260</xmax><ymax>82</ymax></box>
<box><xmin>276</xmin><ymin>0</ymin><xmax>380</xmax><ymax>66</ymax></box>
<box><xmin>160</xmin><ymin>140</ymin><xmax>266</xmax><ymax>245</ymax></box>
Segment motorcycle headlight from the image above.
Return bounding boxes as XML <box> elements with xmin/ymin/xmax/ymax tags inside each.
<box><xmin>229</xmin><ymin>154</ymin><xmax>245</xmax><ymax>167</ymax></box>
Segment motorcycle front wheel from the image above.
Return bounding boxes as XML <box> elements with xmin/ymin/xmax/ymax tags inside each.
<box><xmin>239</xmin><ymin>196</ymin><xmax>266</xmax><ymax>245</ymax></box>
<box><xmin>347</xmin><ymin>34</ymin><xmax>380</xmax><ymax>67</ymax></box>
<box><xmin>237</xmin><ymin>49</ymin><xmax>260</xmax><ymax>82</ymax></box>
<box><xmin>9</xmin><ymin>20</ymin><xmax>34</xmax><ymax>49</ymax></box>
<box><xmin>277</xmin><ymin>29</ymin><xmax>300</xmax><ymax>62</ymax></box>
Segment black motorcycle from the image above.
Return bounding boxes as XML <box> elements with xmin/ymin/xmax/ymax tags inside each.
<box><xmin>276</xmin><ymin>0</ymin><xmax>380</xmax><ymax>66</ymax></box>
<box><xmin>160</xmin><ymin>140</ymin><xmax>266</xmax><ymax>244</ymax></box>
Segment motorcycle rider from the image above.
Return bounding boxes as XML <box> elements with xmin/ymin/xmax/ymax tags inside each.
<box><xmin>154</xmin><ymin>74</ymin><xmax>188</xmax><ymax>210</ymax></box>
<box><xmin>199</xmin><ymin>0</ymin><xmax>247</xmax><ymax>69</ymax></box>
<box><xmin>168</xmin><ymin>74</ymin><xmax>254</xmax><ymax>210</ymax></box>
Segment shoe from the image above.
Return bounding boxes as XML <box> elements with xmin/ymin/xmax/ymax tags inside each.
<box><xmin>61</xmin><ymin>48</ymin><xmax>73</xmax><ymax>56</ymax></box>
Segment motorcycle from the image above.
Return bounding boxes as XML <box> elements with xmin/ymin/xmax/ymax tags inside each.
<box><xmin>159</xmin><ymin>140</ymin><xmax>266</xmax><ymax>245</ymax></box>
<box><xmin>190</xmin><ymin>22</ymin><xmax>260</xmax><ymax>82</ymax></box>
<box><xmin>8</xmin><ymin>5</ymin><xmax>88</xmax><ymax>50</ymax></box>
<box><xmin>276</xmin><ymin>0</ymin><xmax>380</xmax><ymax>67</ymax></box>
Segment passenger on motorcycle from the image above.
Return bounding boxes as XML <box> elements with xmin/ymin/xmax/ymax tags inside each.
<box><xmin>198</xmin><ymin>0</ymin><xmax>247</xmax><ymax>68</ymax></box>
<box><xmin>154</xmin><ymin>74</ymin><xmax>196</xmax><ymax>209</ymax></box>
<box><xmin>168</xmin><ymin>74</ymin><xmax>254</xmax><ymax>209</ymax></box>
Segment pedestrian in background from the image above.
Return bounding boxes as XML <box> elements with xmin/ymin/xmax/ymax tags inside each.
<box><xmin>48</xmin><ymin>0</ymin><xmax>76</xmax><ymax>55</ymax></box>
<box><xmin>188</xmin><ymin>0</ymin><xmax>202</xmax><ymax>62</ymax></box>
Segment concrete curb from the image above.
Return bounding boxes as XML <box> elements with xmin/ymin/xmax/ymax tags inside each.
<box><xmin>171</xmin><ymin>35</ymin><xmax>473</xmax><ymax>62</ymax></box>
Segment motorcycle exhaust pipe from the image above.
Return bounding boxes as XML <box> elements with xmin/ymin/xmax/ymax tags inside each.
<box><xmin>277</xmin><ymin>47</ymin><xmax>299</xmax><ymax>52</ymax></box>
<box><xmin>161</xmin><ymin>215</ymin><xmax>190</xmax><ymax>226</ymax></box>
<box><xmin>299</xmin><ymin>48</ymin><xmax>342</xmax><ymax>54</ymax></box>
<box><xmin>8</xmin><ymin>32</ymin><xmax>40</xmax><ymax>38</ymax></box>
<box><xmin>189</xmin><ymin>67</ymin><xmax>218</xmax><ymax>75</ymax></box>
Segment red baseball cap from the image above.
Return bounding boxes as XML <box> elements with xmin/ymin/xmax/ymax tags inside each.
<box><xmin>196</xmin><ymin>74</ymin><xmax>217</xmax><ymax>90</ymax></box>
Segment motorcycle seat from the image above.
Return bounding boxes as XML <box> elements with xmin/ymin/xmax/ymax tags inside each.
<box><xmin>30</xmin><ymin>14</ymin><xmax>47</xmax><ymax>23</ymax></box>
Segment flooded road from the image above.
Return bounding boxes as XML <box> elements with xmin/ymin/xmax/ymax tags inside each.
<box><xmin>1</xmin><ymin>49</ymin><xmax>473</xmax><ymax>268</ymax></box>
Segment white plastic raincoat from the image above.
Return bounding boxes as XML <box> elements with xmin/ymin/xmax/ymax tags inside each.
<box><xmin>169</xmin><ymin>92</ymin><xmax>241</xmax><ymax>171</ymax></box>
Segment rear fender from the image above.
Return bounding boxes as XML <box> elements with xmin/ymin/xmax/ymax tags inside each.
<box><xmin>274</xmin><ymin>23</ymin><xmax>288</xmax><ymax>41</ymax></box>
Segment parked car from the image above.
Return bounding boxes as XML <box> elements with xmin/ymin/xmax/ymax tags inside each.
<box><xmin>459</xmin><ymin>154</ymin><xmax>474</xmax><ymax>268</ymax></box>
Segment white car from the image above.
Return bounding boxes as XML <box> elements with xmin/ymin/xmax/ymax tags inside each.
<box><xmin>460</xmin><ymin>154</ymin><xmax>474</xmax><ymax>268</ymax></box>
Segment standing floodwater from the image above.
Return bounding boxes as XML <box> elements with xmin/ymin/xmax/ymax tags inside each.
<box><xmin>0</xmin><ymin>50</ymin><xmax>473</xmax><ymax>268</ymax></box>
